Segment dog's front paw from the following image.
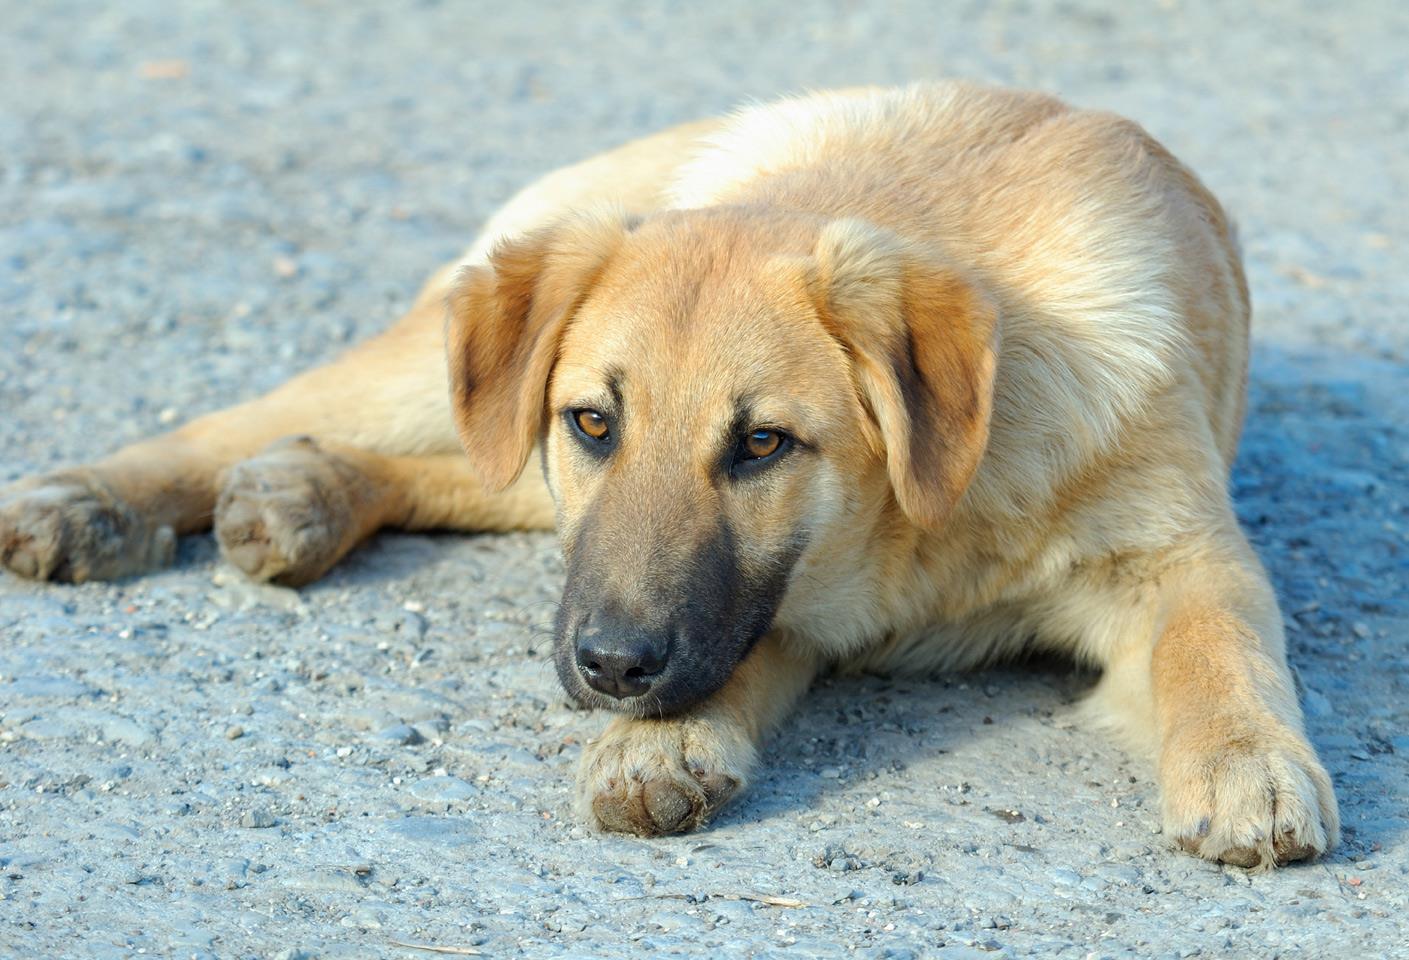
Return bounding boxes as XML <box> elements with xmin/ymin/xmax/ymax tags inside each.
<box><xmin>577</xmin><ymin>714</ymin><xmax>757</xmax><ymax>836</ymax></box>
<box><xmin>214</xmin><ymin>437</ymin><xmax>378</xmax><ymax>587</ymax></box>
<box><xmin>1160</xmin><ymin>714</ymin><xmax>1339</xmax><ymax>870</ymax></box>
<box><xmin>0</xmin><ymin>470</ymin><xmax>174</xmax><ymax>582</ymax></box>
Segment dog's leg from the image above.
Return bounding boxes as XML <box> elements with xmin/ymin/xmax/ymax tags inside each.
<box><xmin>0</xmin><ymin>265</ymin><xmax>469</xmax><ymax>583</ymax></box>
<box><xmin>577</xmin><ymin>633</ymin><xmax>818</xmax><ymax>835</ymax></box>
<box><xmin>1119</xmin><ymin>531</ymin><xmax>1339</xmax><ymax>869</ymax></box>
<box><xmin>213</xmin><ymin>438</ymin><xmax>553</xmax><ymax>587</ymax></box>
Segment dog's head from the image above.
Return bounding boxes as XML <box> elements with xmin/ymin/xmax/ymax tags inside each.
<box><xmin>447</xmin><ymin>206</ymin><xmax>998</xmax><ymax>715</ymax></box>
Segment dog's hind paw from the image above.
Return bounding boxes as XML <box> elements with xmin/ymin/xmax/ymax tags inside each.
<box><xmin>577</xmin><ymin>714</ymin><xmax>756</xmax><ymax>836</ymax></box>
<box><xmin>0</xmin><ymin>470</ymin><xmax>174</xmax><ymax>582</ymax></box>
<box><xmin>214</xmin><ymin>436</ymin><xmax>381</xmax><ymax>587</ymax></box>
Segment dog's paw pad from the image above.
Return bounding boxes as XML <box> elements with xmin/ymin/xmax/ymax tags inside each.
<box><xmin>578</xmin><ymin>717</ymin><xmax>753</xmax><ymax>837</ymax></box>
<box><xmin>589</xmin><ymin>775</ymin><xmax>704</xmax><ymax>836</ymax></box>
<box><xmin>0</xmin><ymin>471</ymin><xmax>173</xmax><ymax>582</ymax></box>
<box><xmin>214</xmin><ymin>438</ymin><xmax>374</xmax><ymax>587</ymax></box>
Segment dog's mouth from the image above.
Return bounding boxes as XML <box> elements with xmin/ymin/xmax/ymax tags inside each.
<box><xmin>563</xmin><ymin>683</ymin><xmax>683</xmax><ymax>719</ymax></box>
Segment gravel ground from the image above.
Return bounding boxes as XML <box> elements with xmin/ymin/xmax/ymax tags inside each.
<box><xmin>2</xmin><ymin>2</ymin><xmax>1407</xmax><ymax>957</ymax></box>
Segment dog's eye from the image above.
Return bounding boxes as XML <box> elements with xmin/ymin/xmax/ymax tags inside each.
<box><xmin>743</xmin><ymin>429</ymin><xmax>783</xmax><ymax>459</ymax></box>
<box><xmin>573</xmin><ymin>408</ymin><xmax>611</xmax><ymax>441</ymax></box>
<box><xmin>732</xmin><ymin>429</ymin><xmax>791</xmax><ymax>474</ymax></box>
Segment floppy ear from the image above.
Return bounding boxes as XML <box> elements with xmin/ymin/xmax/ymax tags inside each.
<box><xmin>809</xmin><ymin>219</ymin><xmax>999</xmax><ymax>530</ymax></box>
<box><xmin>446</xmin><ymin>209</ymin><xmax>636</xmax><ymax>491</ymax></box>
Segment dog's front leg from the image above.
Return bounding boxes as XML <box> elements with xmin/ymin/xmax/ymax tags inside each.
<box><xmin>1148</xmin><ymin>536</ymin><xmax>1340</xmax><ymax>869</ymax></box>
<box><xmin>577</xmin><ymin>632</ymin><xmax>817</xmax><ymax>836</ymax></box>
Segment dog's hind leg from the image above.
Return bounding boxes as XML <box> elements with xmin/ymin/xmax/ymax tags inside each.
<box><xmin>212</xmin><ymin>439</ymin><xmax>553</xmax><ymax>587</ymax></box>
<box><xmin>0</xmin><ymin>263</ymin><xmax>473</xmax><ymax>583</ymax></box>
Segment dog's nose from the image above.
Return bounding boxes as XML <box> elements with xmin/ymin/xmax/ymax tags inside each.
<box><xmin>575</xmin><ymin>615</ymin><xmax>668</xmax><ymax>699</ymax></box>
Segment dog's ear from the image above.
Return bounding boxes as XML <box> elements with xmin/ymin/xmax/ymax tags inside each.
<box><xmin>809</xmin><ymin>219</ymin><xmax>999</xmax><ymax>530</ymax></box>
<box><xmin>447</xmin><ymin>209</ymin><xmax>636</xmax><ymax>491</ymax></box>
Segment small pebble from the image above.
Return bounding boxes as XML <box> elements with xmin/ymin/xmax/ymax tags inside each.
<box><xmin>377</xmin><ymin>723</ymin><xmax>425</xmax><ymax>746</ymax></box>
<box><xmin>240</xmin><ymin>809</ymin><xmax>277</xmax><ymax>829</ymax></box>
<box><xmin>409</xmin><ymin>776</ymin><xmax>476</xmax><ymax>803</ymax></box>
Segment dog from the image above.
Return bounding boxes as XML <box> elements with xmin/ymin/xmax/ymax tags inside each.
<box><xmin>0</xmin><ymin>82</ymin><xmax>1337</xmax><ymax>869</ymax></box>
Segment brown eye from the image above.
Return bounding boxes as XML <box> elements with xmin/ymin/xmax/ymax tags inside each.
<box><xmin>729</xmin><ymin>427</ymin><xmax>793</xmax><ymax>477</ymax></box>
<box><xmin>574</xmin><ymin>408</ymin><xmax>610</xmax><ymax>440</ymax></box>
<box><xmin>742</xmin><ymin>429</ymin><xmax>782</xmax><ymax>460</ymax></box>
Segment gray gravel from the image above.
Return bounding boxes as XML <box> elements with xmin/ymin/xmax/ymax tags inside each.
<box><xmin>2</xmin><ymin>1</ymin><xmax>1408</xmax><ymax>957</ymax></box>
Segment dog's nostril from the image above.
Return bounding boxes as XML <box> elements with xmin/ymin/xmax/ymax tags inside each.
<box><xmin>586</xmin><ymin>660</ymin><xmax>603</xmax><ymax>674</ymax></box>
<box><xmin>623</xmin><ymin>666</ymin><xmax>646</xmax><ymax>680</ymax></box>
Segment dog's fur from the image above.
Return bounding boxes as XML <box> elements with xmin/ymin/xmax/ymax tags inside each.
<box><xmin>0</xmin><ymin>83</ymin><xmax>1337</xmax><ymax>869</ymax></box>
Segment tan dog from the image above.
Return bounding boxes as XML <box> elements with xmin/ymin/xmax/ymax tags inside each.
<box><xmin>0</xmin><ymin>83</ymin><xmax>1337</xmax><ymax>869</ymax></box>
